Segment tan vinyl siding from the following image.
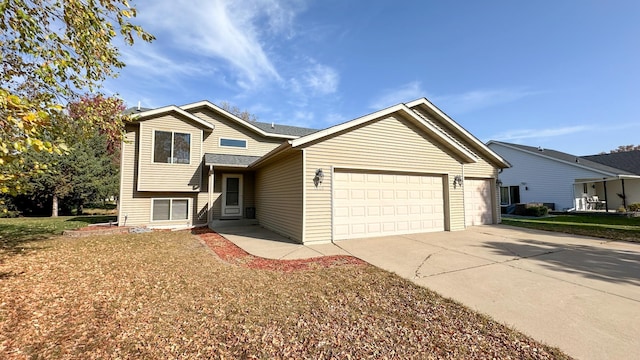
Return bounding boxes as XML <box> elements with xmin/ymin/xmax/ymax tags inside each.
<box><xmin>464</xmin><ymin>158</ymin><xmax>498</xmax><ymax>178</ymax></box>
<box><xmin>255</xmin><ymin>152</ymin><xmax>303</xmax><ymax>242</ymax></box>
<box><xmin>118</xmin><ymin>125</ymin><xmax>144</xmax><ymax>225</ymax></box>
<box><xmin>303</xmin><ymin>115</ymin><xmax>465</xmax><ymax>243</ymax></box>
<box><xmin>192</xmin><ymin>109</ymin><xmax>284</xmax><ymax>156</ymax></box>
<box><xmin>137</xmin><ymin>115</ymin><xmax>204</xmax><ymax>192</ymax></box>
<box><xmin>118</xmin><ymin>125</ymin><xmax>200</xmax><ymax>227</ymax></box>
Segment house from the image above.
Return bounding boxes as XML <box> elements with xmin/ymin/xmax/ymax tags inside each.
<box><xmin>118</xmin><ymin>98</ymin><xmax>510</xmax><ymax>244</ymax></box>
<box><xmin>487</xmin><ymin>141</ymin><xmax>640</xmax><ymax>212</ymax></box>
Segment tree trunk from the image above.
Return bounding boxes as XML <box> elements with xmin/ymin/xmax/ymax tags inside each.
<box><xmin>52</xmin><ymin>194</ymin><xmax>58</xmax><ymax>217</ymax></box>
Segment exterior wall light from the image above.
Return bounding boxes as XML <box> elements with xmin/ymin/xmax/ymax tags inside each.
<box><xmin>453</xmin><ymin>175</ymin><xmax>463</xmax><ymax>189</ymax></box>
<box><xmin>314</xmin><ymin>169</ymin><xmax>324</xmax><ymax>187</ymax></box>
<box><xmin>496</xmin><ymin>179</ymin><xmax>503</xmax><ymax>187</ymax></box>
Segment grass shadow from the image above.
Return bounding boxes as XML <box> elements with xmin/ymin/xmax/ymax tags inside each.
<box><xmin>1</xmin><ymin>216</ymin><xmax>115</xmax><ymax>261</ymax></box>
<box><xmin>66</xmin><ymin>215</ymin><xmax>117</xmax><ymax>225</ymax></box>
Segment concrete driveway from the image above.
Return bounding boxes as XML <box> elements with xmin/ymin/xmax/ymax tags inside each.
<box><xmin>215</xmin><ymin>224</ymin><xmax>640</xmax><ymax>360</ymax></box>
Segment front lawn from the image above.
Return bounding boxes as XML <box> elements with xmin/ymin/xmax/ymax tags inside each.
<box><xmin>0</xmin><ymin>219</ymin><xmax>570</xmax><ymax>359</ymax></box>
<box><xmin>502</xmin><ymin>214</ymin><xmax>640</xmax><ymax>243</ymax></box>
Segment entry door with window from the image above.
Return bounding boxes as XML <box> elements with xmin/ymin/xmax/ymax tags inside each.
<box><xmin>222</xmin><ymin>174</ymin><xmax>243</xmax><ymax>218</ymax></box>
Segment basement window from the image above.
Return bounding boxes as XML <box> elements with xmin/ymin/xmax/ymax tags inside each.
<box><xmin>152</xmin><ymin>199</ymin><xmax>189</xmax><ymax>221</ymax></box>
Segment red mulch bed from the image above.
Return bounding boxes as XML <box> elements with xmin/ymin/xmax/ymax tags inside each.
<box><xmin>193</xmin><ymin>228</ymin><xmax>366</xmax><ymax>272</ymax></box>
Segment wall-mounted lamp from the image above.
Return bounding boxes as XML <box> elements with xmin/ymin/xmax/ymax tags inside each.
<box><xmin>591</xmin><ymin>184</ymin><xmax>596</xmax><ymax>189</ymax></box>
<box><xmin>496</xmin><ymin>179</ymin><xmax>503</xmax><ymax>187</ymax></box>
<box><xmin>313</xmin><ymin>169</ymin><xmax>324</xmax><ymax>188</ymax></box>
<box><xmin>453</xmin><ymin>175</ymin><xmax>463</xmax><ymax>189</ymax></box>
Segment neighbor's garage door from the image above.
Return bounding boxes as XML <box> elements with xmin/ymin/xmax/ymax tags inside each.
<box><xmin>464</xmin><ymin>179</ymin><xmax>493</xmax><ymax>226</ymax></box>
<box><xmin>333</xmin><ymin>171</ymin><xmax>444</xmax><ymax>240</ymax></box>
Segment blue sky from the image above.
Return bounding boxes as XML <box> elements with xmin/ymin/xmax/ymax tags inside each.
<box><xmin>105</xmin><ymin>0</ymin><xmax>640</xmax><ymax>156</ymax></box>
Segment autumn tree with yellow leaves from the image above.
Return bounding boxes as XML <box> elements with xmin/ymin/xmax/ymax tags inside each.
<box><xmin>0</xmin><ymin>0</ymin><xmax>153</xmax><ymax>195</ymax></box>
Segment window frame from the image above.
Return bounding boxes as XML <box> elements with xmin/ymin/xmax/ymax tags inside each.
<box><xmin>499</xmin><ymin>185</ymin><xmax>521</xmax><ymax>206</ymax></box>
<box><xmin>219</xmin><ymin>137</ymin><xmax>248</xmax><ymax>149</ymax></box>
<box><xmin>152</xmin><ymin>130</ymin><xmax>192</xmax><ymax>165</ymax></box>
<box><xmin>151</xmin><ymin>198</ymin><xmax>190</xmax><ymax>222</ymax></box>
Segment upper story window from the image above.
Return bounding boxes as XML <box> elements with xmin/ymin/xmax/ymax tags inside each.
<box><xmin>219</xmin><ymin>138</ymin><xmax>247</xmax><ymax>148</ymax></box>
<box><xmin>154</xmin><ymin>131</ymin><xmax>191</xmax><ymax>164</ymax></box>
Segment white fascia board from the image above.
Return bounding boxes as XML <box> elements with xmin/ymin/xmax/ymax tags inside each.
<box><xmin>401</xmin><ymin>104</ymin><xmax>477</xmax><ymax>163</ymax></box>
<box><xmin>180</xmin><ymin>100</ymin><xmax>298</xmax><ymax>139</ymax></box>
<box><xmin>407</xmin><ymin>98</ymin><xmax>511</xmax><ymax>168</ymax></box>
<box><xmin>132</xmin><ymin>106</ymin><xmax>215</xmax><ymax>131</ymax></box>
<box><xmin>574</xmin><ymin>175</ymin><xmax>640</xmax><ymax>183</ymax></box>
<box><xmin>491</xmin><ymin>141</ymin><xmax>619</xmax><ymax>177</ymax></box>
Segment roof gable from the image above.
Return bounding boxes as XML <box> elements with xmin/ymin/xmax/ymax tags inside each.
<box><xmin>180</xmin><ymin>100</ymin><xmax>316</xmax><ymax>139</ymax></box>
<box><xmin>405</xmin><ymin>98</ymin><xmax>510</xmax><ymax>168</ymax></box>
<box><xmin>289</xmin><ymin>100</ymin><xmax>509</xmax><ymax>168</ymax></box>
<box><xmin>130</xmin><ymin>105</ymin><xmax>215</xmax><ymax>131</ymax></box>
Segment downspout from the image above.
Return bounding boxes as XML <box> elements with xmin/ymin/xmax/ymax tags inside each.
<box><xmin>571</xmin><ymin>181</ymin><xmax>577</xmax><ymax>211</ymax></box>
<box><xmin>621</xmin><ymin>179</ymin><xmax>627</xmax><ymax>209</ymax></box>
<box><xmin>603</xmin><ymin>179</ymin><xmax>608</xmax><ymax>213</ymax></box>
<box><xmin>461</xmin><ymin>164</ymin><xmax>466</xmax><ymax>228</ymax></box>
<box><xmin>208</xmin><ymin>165</ymin><xmax>214</xmax><ymax>223</ymax></box>
<box><xmin>330</xmin><ymin>165</ymin><xmax>335</xmax><ymax>244</ymax></box>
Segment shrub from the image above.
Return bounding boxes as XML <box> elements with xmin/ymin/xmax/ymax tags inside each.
<box><xmin>617</xmin><ymin>206</ymin><xmax>627</xmax><ymax>213</ymax></box>
<box><xmin>628</xmin><ymin>203</ymin><xmax>640</xmax><ymax>212</ymax></box>
<box><xmin>524</xmin><ymin>205</ymin><xmax>548</xmax><ymax>217</ymax></box>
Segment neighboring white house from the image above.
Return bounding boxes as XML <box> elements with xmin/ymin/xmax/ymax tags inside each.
<box><xmin>487</xmin><ymin>141</ymin><xmax>640</xmax><ymax>212</ymax></box>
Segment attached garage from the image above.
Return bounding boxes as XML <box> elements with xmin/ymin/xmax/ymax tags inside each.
<box><xmin>464</xmin><ymin>179</ymin><xmax>493</xmax><ymax>226</ymax></box>
<box><xmin>251</xmin><ymin>98</ymin><xmax>510</xmax><ymax>244</ymax></box>
<box><xmin>333</xmin><ymin>170</ymin><xmax>445</xmax><ymax>240</ymax></box>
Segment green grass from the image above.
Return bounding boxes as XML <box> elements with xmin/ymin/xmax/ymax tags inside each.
<box><xmin>0</xmin><ymin>215</ymin><xmax>117</xmax><ymax>260</ymax></box>
<box><xmin>502</xmin><ymin>214</ymin><xmax>640</xmax><ymax>242</ymax></box>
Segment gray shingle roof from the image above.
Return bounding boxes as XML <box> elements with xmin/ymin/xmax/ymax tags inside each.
<box><xmin>582</xmin><ymin>150</ymin><xmax>640</xmax><ymax>175</ymax></box>
<box><xmin>204</xmin><ymin>154</ymin><xmax>262</xmax><ymax>167</ymax></box>
<box><xmin>252</xmin><ymin>121</ymin><xmax>318</xmax><ymax>137</ymax></box>
<box><xmin>123</xmin><ymin>107</ymin><xmax>152</xmax><ymax>115</ymax></box>
<box><xmin>489</xmin><ymin>141</ymin><xmax>628</xmax><ymax>175</ymax></box>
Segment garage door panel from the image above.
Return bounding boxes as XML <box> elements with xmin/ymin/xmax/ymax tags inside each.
<box><xmin>334</xmin><ymin>171</ymin><xmax>445</xmax><ymax>240</ymax></box>
<box><xmin>464</xmin><ymin>179</ymin><xmax>493</xmax><ymax>226</ymax></box>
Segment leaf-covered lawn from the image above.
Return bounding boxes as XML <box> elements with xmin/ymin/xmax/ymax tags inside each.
<box><xmin>1</xmin><ymin>228</ymin><xmax>570</xmax><ymax>359</ymax></box>
<box><xmin>503</xmin><ymin>214</ymin><xmax>640</xmax><ymax>243</ymax></box>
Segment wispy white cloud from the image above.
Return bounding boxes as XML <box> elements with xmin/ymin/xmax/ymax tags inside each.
<box><xmin>119</xmin><ymin>44</ymin><xmax>215</xmax><ymax>80</ymax></box>
<box><xmin>289</xmin><ymin>61</ymin><xmax>339</xmax><ymax>96</ymax></box>
<box><xmin>368</xmin><ymin>81</ymin><xmax>424</xmax><ymax>109</ymax></box>
<box><xmin>491</xmin><ymin>125</ymin><xmax>593</xmax><ymax>142</ymax></box>
<box><xmin>133</xmin><ymin>0</ymin><xmax>308</xmax><ymax>88</ymax></box>
<box><xmin>434</xmin><ymin>88</ymin><xmax>542</xmax><ymax>114</ymax></box>
<box><xmin>302</xmin><ymin>63</ymin><xmax>339</xmax><ymax>95</ymax></box>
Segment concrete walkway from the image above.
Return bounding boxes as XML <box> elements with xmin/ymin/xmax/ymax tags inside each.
<box><xmin>213</xmin><ymin>223</ymin><xmax>640</xmax><ymax>360</ymax></box>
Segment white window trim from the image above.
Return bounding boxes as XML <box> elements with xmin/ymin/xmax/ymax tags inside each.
<box><xmin>151</xmin><ymin>198</ymin><xmax>191</xmax><ymax>222</ymax></box>
<box><xmin>152</xmin><ymin>130</ymin><xmax>192</xmax><ymax>165</ymax></box>
<box><xmin>218</xmin><ymin>137</ymin><xmax>248</xmax><ymax>149</ymax></box>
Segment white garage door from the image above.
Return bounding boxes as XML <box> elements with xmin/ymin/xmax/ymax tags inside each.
<box><xmin>333</xmin><ymin>171</ymin><xmax>445</xmax><ymax>240</ymax></box>
<box><xmin>464</xmin><ymin>179</ymin><xmax>493</xmax><ymax>226</ymax></box>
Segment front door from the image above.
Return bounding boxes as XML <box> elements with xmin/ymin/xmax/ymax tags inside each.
<box><xmin>222</xmin><ymin>174</ymin><xmax>243</xmax><ymax>218</ymax></box>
